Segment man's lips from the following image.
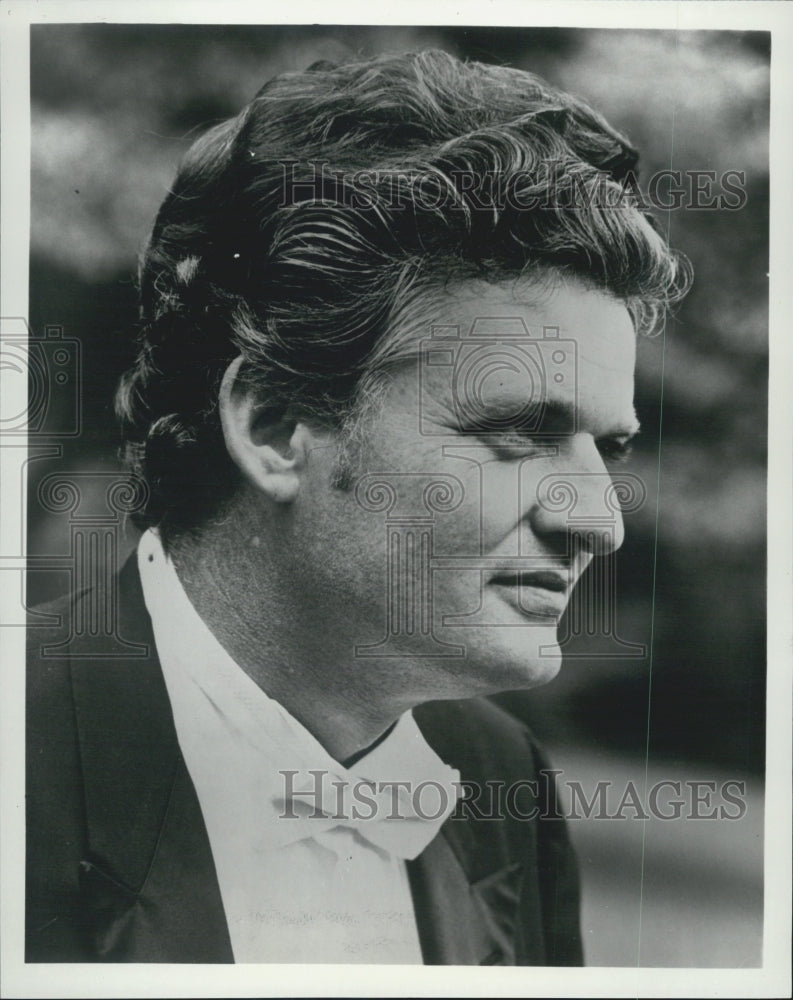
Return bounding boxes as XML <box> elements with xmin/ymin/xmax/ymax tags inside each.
<box><xmin>489</xmin><ymin>569</ymin><xmax>572</xmax><ymax>619</ymax></box>
<box><xmin>489</xmin><ymin>570</ymin><xmax>570</xmax><ymax>593</ymax></box>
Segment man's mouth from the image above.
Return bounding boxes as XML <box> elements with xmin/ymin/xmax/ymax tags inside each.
<box><xmin>490</xmin><ymin>570</ymin><xmax>569</xmax><ymax>592</ymax></box>
<box><xmin>489</xmin><ymin>570</ymin><xmax>571</xmax><ymax>619</ymax></box>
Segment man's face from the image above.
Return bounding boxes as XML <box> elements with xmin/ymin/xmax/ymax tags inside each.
<box><xmin>284</xmin><ymin>276</ymin><xmax>638</xmax><ymax>710</ymax></box>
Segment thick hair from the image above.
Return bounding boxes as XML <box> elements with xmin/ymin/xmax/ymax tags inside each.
<box><xmin>117</xmin><ymin>49</ymin><xmax>691</xmax><ymax>540</ymax></box>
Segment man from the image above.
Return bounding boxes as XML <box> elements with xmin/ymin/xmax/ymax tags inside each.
<box><xmin>26</xmin><ymin>49</ymin><xmax>689</xmax><ymax>964</ymax></box>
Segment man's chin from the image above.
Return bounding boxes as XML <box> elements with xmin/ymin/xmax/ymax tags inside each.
<box><xmin>496</xmin><ymin>641</ymin><xmax>562</xmax><ymax>692</ymax></box>
<box><xmin>443</xmin><ymin>625</ymin><xmax>563</xmax><ymax>696</ymax></box>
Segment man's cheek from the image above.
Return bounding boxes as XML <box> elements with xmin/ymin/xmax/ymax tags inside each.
<box><xmin>431</xmin><ymin>457</ymin><xmax>538</xmax><ymax>557</ymax></box>
<box><xmin>430</xmin><ymin>484</ymin><xmax>484</xmax><ymax>560</ymax></box>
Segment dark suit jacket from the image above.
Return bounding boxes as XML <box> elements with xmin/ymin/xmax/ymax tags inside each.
<box><xmin>26</xmin><ymin>555</ymin><xmax>583</xmax><ymax>965</ymax></box>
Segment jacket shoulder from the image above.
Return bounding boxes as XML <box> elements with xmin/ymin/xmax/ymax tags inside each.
<box><xmin>26</xmin><ymin>593</ymin><xmax>91</xmax><ymax>960</ymax></box>
<box><xmin>413</xmin><ymin>695</ymin><xmax>544</xmax><ymax>784</ymax></box>
<box><xmin>414</xmin><ymin>696</ymin><xmax>583</xmax><ymax>966</ymax></box>
<box><xmin>25</xmin><ymin>559</ymin><xmax>176</xmax><ymax>961</ymax></box>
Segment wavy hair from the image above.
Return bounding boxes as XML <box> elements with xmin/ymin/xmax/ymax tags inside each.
<box><xmin>116</xmin><ymin>49</ymin><xmax>691</xmax><ymax>541</ymax></box>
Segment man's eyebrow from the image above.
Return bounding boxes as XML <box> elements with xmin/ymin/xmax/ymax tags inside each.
<box><xmin>462</xmin><ymin>398</ymin><xmax>575</xmax><ymax>428</ymax></box>
<box><xmin>464</xmin><ymin>398</ymin><xmax>641</xmax><ymax>438</ymax></box>
<box><xmin>537</xmin><ymin>401</ymin><xmax>641</xmax><ymax>438</ymax></box>
<box><xmin>622</xmin><ymin>418</ymin><xmax>642</xmax><ymax>439</ymax></box>
<box><xmin>610</xmin><ymin>408</ymin><xmax>642</xmax><ymax>438</ymax></box>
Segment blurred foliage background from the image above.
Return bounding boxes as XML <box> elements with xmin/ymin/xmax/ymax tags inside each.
<box><xmin>27</xmin><ymin>24</ymin><xmax>768</xmax><ymax>966</ymax></box>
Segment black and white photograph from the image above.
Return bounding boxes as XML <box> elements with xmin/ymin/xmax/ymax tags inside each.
<box><xmin>1</xmin><ymin>2</ymin><xmax>791</xmax><ymax>997</ymax></box>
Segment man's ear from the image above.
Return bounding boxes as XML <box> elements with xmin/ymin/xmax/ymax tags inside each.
<box><xmin>218</xmin><ymin>356</ymin><xmax>314</xmax><ymax>504</ymax></box>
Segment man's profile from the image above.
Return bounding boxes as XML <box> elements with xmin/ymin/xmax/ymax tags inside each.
<box><xmin>25</xmin><ymin>49</ymin><xmax>690</xmax><ymax>964</ymax></box>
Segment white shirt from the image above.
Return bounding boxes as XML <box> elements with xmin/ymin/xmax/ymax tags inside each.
<box><xmin>137</xmin><ymin>530</ymin><xmax>461</xmax><ymax>963</ymax></box>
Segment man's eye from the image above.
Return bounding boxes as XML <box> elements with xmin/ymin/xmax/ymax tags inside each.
<box><xmin>597</xmin><ymin>437</ymin><xmax>633</xmax><ymax>463</ymax></box>
<box><xmin>459</xmin><ymin>423</ymin><xmax>559</xmax><ymax>458</ymax></box>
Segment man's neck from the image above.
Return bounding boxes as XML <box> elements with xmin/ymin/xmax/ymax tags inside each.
<box><xmin>166</xmin><ymin>528</ymin><xmax>410</xmax><ymax>763</ymax></box>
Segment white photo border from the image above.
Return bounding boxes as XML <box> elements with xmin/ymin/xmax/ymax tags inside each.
<box><xmin>1</xmin><ymin>2</ymin><xmax>790</xmax><ymax>997</ymax></box>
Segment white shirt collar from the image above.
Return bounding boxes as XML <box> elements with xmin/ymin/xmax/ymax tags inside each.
<box><xmin>137</xmin><ymin>528</ymin><xmax>460</xmax><ymax>860</ymax></box>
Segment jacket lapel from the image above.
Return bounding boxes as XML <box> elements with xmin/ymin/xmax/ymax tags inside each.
<box><xmin>410</xmin><ymin>701</ymin><xmax>530</xmax><ymax>965</ymax></box>
<box><xmin>70</xmin><ymin>556</ymin><xmax>233</xmax><ymax>962</ymax></box>
<box><xmin>406</xmin><ymin>822</ymin><xmax>523</xmax><ymax>965</ymax></box>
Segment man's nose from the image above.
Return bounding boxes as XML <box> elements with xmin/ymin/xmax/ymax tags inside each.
<box><xmin>526</xmin><ymin>442</ymin><xmax>627</xmax><ymax>556</ymax></box>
